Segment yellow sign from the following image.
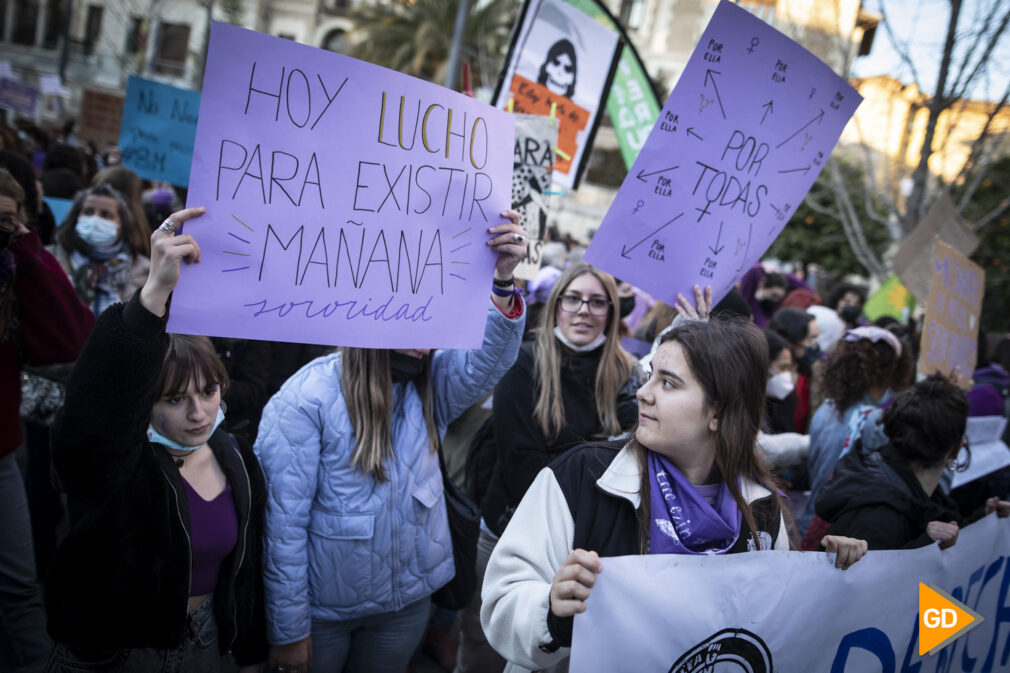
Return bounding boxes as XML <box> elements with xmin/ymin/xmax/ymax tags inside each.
<box><xmin>919</xmin><ymin>582</ymin><xmax>984</xmax><ymax>656</ymax></box>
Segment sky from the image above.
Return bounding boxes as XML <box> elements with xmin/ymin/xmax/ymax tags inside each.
<box><xmin>852</xmin><ymin>0</ymin><xmax>1010</xmax><ymax>102</ymax></box>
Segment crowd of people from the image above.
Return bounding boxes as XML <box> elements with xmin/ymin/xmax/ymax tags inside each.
<box><xmin>2</xmin><ymin>112</ymin><xmax>1010</xmax><ymax>673</ymax></box>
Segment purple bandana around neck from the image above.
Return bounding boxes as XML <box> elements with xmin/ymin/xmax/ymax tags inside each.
<box><xmin>647</xmin><ymin>451</ymin><xmax>741</xmax><ymax>555</ymax></box>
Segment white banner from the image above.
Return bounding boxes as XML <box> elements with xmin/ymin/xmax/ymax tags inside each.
<box><xmin>571</xmin><ymin>515</ymin><xmax>1010</xmax><ymax>672</ymax></box>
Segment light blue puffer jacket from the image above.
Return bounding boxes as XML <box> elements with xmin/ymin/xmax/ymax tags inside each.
<box><xmin>255</xmin><ymin>301</ymin><xmax>524</xmax><ymax>644</ymax></box>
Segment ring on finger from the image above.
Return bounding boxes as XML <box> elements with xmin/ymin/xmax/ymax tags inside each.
<box><xmin>512</xmin><ymin>233</ymin><xmax>525</xmax><ymax>243</ymax></box>
<box><xmin>158</xmin><ymin>217</ymin><xmax>177</xmax><ymax>234</ymax></box>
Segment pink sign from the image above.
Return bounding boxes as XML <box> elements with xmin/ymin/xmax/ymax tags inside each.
<box><xmin>167</xmin><ymin>22</ymin><xmax>515</xmax><ymax>348</ymax></box>
<box><xmin>584</xmin><ymin>0</ymin><xmax>861</xmax><ymax>307</ymax></box>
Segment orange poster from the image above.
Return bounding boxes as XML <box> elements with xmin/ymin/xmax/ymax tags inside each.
<box><xmin>508</xmin><ymin>74</ymin><xmax>589</xmax><ymax>176</ymax></box>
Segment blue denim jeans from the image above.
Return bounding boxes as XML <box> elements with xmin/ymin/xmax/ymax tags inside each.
<box><xmin>44</xmin><ymin>596</ymin><xmax>235</xmax><ymax>673</ymax></box>
<box><xmin>0</xmin><ymin>452</ymin><xmax>50</xmax><ymax>673</ymax></box>
<box><xmin>309</xmin><ymin>596</ymin><xmax>430</xmax><ymax>673</ymax></box>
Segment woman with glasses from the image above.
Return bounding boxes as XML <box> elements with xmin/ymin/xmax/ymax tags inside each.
<box><xmin>456</xmin><ymin>262</ymin><xmax>638</xmax><ymax>673</ymax></box>
<box><xmin>815</xmin><ymin>373</ymin><xmax>1010</xmax><ymax>550</ymax></box>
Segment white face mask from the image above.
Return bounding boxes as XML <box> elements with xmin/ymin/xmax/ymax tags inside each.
<box><xmin>75</xmin><ymin>214</ymin><xmax>120</xmax><ymax>247</ymax></box>
<box><xmin>766</xmin><ymin>371</ymin><xmax>795</xmax><ymax>400</ymax></box>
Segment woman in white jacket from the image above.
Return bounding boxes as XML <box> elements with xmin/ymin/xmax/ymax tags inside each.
<box><xmin>481</xmin><ymin>318</ymin><xmax>867</xmax><ymax>672</ymax></box>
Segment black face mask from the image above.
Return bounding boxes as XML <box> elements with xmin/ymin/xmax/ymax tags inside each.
<box><xmin>390</xmin><ymin>351</ymin><xmax>426</xmax><ymax>383</ymax></box>
<box><xmin>797</xmin><ymin>344</ymin><xmax>821</xmax><ymax>375</ymax></box>
<box><xmin>840</xmin><ymin>305</ymin><xmax>861</xmax><ymax>324</ymax></box>
<box><xmin>619</xmin><ymin>295</ymin><xmax>636</xmax><ymax>319</ymax></box>
<box><xmin>758</xmin><ymin>298</ymin><xmax>781</xmax><ymax>315</ymax></box>
<box><xmin>0</xmin><ymin>227</ymin><xmax>12</xmax><ymax>250</ymax></box>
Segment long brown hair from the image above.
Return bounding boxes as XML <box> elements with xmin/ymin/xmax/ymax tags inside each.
<box><xmin>534</xmin><ymin>262</ymin><xmax>636</xmax><ymax>440</ymax></box>
<box><xmin>632</xmin><ymin>319</ymin><xmax>792</xmax><ymax>552</ymax></box>
<box><xmin>340</xmin><ymin>348</ymin><xmax>438</xmax><ymax>481</ymax></box>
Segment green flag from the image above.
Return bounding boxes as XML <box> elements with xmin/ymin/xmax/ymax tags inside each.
<box><xmin>863</xmin><ymin>274</ymin><xmax>916</xmax><ymax>322</ymax></box>
<box><xmin>564</xmin><ymin>0</ymin><xmax>661</xmax><ymax>168</ymax></box>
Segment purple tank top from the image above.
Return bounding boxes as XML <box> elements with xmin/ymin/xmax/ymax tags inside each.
<box><xmin>182</xmin><ymin>479</ymin><xmax>238</xmax><ymax>596</ymax></box>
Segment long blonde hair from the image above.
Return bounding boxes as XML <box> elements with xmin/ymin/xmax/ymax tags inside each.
<box><xmin>534</xmin><ymin>262</ymin><xmax>635</xmax><ymax>440</ymax></box>
<box><xmin>340</xmin><ymin>348</ymin><xmax>439</xmax><ymax>481</ymax></box>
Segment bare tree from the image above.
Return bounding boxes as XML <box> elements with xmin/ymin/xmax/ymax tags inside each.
<box><xmin>800</xmin><ymin>0</ymin><xmax>1010</xmax><ymax>280</ymax></box>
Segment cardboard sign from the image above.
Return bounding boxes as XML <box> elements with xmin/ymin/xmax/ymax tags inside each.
<box><xmin>77</xmin><ymin>89</ymin><xmax>124</xmax><ymax>145</ymax></box>
<box><xmin>571</xmin><ymin>515</ymin><xmax>1010</xmax><ymax>671</ymax></box>
<box><xmin>919</xmin><ymin>239</ymin><xmax>985</xmax><ymax>388</ymax></box>
<box><xmin>120</xmin><ymin>76</ymin><xmax>200</xmax><ymax>187</ymax></box>
<box><xmin>583</xmin><ymin>0</ymin><xmax>860</xmax><ymax>308</ymax></box>
<box><xmin>167</xmin><ymin>23</ymin><xmax>515</xmax><ymax>348</ymax></box>
<box><xmin>492</xmin><ymin>0</ymin><xmax>621</xmax><ymax>189</ymax></box>
<box><xmin>511</xmin><ymin>113</ymin><xmax>558</xmax><ymax>280</ymax></box>
<box><xmin>894</xmin><ymin>194</ymin><xmax>979</xmax><ymax>303</ymax></box>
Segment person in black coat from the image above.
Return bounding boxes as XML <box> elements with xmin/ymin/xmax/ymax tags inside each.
<box><xmin>46</xmin><ymin>207</ymin><xmax>267</xmax><ymax>672</ymax></box>
<box><xmin>458</xmin><ymin>262</ymin><xmax>639</xmax><ymax>673</ymax></box>
<box><xmin>816</xmin><ymin>373</ymin><xmax>1010</xmax><ymax>550</ymax></box>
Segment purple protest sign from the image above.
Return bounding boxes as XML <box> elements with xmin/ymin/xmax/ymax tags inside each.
<box><xmin>167</xmin><ymin>22</ymin><xmax>514</xmax><ymax>348</ymax></box>
<box><xmin>584</xmin><ymin>0</ymin><xmax>861</xmax><ymax>307</ymax></box>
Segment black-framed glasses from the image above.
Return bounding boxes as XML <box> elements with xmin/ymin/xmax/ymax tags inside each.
<box><xmin>559</xmin><ymin>294</ymin><xmax>611</xmax><ymax>315</ymax></box>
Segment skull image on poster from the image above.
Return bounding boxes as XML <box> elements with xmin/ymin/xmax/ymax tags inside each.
<box><xmin>537</xmin><ymin>39</ymin><xmax>577</xmax><ymax>98</ymax></box>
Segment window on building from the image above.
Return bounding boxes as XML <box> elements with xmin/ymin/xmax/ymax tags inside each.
<box><xmin>12</xmin><ymin>0</ymin><xmax>39</xmax><ymax>46</ymax></box>
<box><xmin>322</xmin><ymin>28</ymin><xmax>348</xmax><ymax>53</ymax></box>
<box><xmin>618</xmin><ymin>0</ymin><xmax>644</xmax><ymax>29</ymax></box>
<box><xmin>84</xmin><ymin>4</ymin><xmax>103</xmax><ymax>52</ymax></box>
<box><xmin>125</xmin><ymin>17</ymin><xmax>143</xmax><ymax>54</ymax></box>
<box><xmin>277</xmin><ymin>33</ymin><xmax>295</xmax><ymax>41</ymax></box>
<box><xmin>42</xmin><ymin>0</ymin><xmax>65</xmax><ymax>49</ymax></box>
<box><xmin>154</xmin><ymin>22</ymin><xmax>190</xmax><ymax>76</ymax></box>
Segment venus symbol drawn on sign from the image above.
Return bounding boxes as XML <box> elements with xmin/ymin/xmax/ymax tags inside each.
<box><xmin>747</xmin><ymin>37</ymin><xmax>760</xmax><ymax>54</ymax></box>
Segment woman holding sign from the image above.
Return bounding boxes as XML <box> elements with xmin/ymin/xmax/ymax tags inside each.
<box><xmin>480</xmin><ymin>319</ymin><xmax>867</xmax><ymax>672</ymax></box>
<box><xmin>255</xmin><ymin>211</ymin><xmax>528</xmax><ymax>673</ymax></box>
<box><xmin>45</xmin><ymin>208</ymin><xmax>268</xmax><ymax>672</ymax></box>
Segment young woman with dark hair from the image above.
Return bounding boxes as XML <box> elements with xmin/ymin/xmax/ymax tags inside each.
<box><xmin>481</xmin><ymin>319</ymin><xmax>866</xmax><ymax>673</ymax></box>
<box><xmin>256</xmin><ymin>211</ymin><xmax>529</xmax><ymax>673</ymax></box>
<box><xmin>49</xmin><ymin>183</ymin><xmax>151</xmax><ymax>317</ymax></box>
<box><xmin>815</xmin><ymin>373</ymin><xmax>1010</xmax><ymax>550</ymax></box>
<box><xmin>800</xmin><ymin>326</ymin><xmax>916</xmax><ymax>533</ymax></box>
<box><xmin>46</xmin><ymin>208</ymin><xmax>268</xmax><ymax>671</ymax></box>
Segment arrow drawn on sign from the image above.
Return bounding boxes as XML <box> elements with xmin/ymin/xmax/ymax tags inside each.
<box><xmin>778</xmin><ymin>164</ymin><xmax>811</xmax><ymax>175</ymax></box>
<box><xmin>708</xmin><ymin>221</ymin><xmax>725</xmax><ymax>255</ymax></box>
<box><xmin>704</xmin><ymin>70</ymin><xmax>727</xmax><ymax>119</ymax></box>
<box><xmin>620</xmin><ymin>213</ymin><xmax>684</xmax><ymax>259</ymax></box>
<box><xmin>687</xmin><ymin>127</ymin><xmax>703</xmax><ymax>140</ymax></box>
<box><xmin>776</xmin><ymin>109</ymin><xmax>824</xmax><ymax>148</ymax></box>
<box><xmin>760</xmin><ymin>100</ymin><xmax>774</xmax><ymax>124</ymax></box>
<box><xmin>636</xmin><ymin>166</ymin><xmax>680</xmax><ymax>182</ymax></box>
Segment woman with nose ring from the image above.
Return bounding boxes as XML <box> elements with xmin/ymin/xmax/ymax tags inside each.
<box><xmin>45</xmin><ymin>208</ymin><xmax>268</xmax><ymax>672</ymax></box>
<box><xmin>456</xmin><ymin>262</ymin><xmax>639</xmax><ymax>673</ymax></box>
<box><xmin>255</xmin><ymin>211</ymin><xmax>528</xmax><ymax>673</ymax></box>
<box><xmin>480</xmin><ymin>319</ymin><xmax>867</xmax><ymax>673</ymax></box>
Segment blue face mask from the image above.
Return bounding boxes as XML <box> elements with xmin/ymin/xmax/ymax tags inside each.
<box><xmin>147</xmin><ymin>407</ymin><xmax>225</xmax><ymax>452</ymax></box>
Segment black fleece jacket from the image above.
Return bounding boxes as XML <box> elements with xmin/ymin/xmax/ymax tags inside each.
<box><xmin>480</xmin><ymin>340</ymin><xmax>639</xmax><ymax>536</ymax></box>
<box><xmin>47</xmin><ymin>295</ymin><xmax>268</xmax><ymax>664</ymax></box>
<box><xmin>816</xmin><ymin>445</ymin><xmax>964</xmax><ymax>550</ymax></box>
